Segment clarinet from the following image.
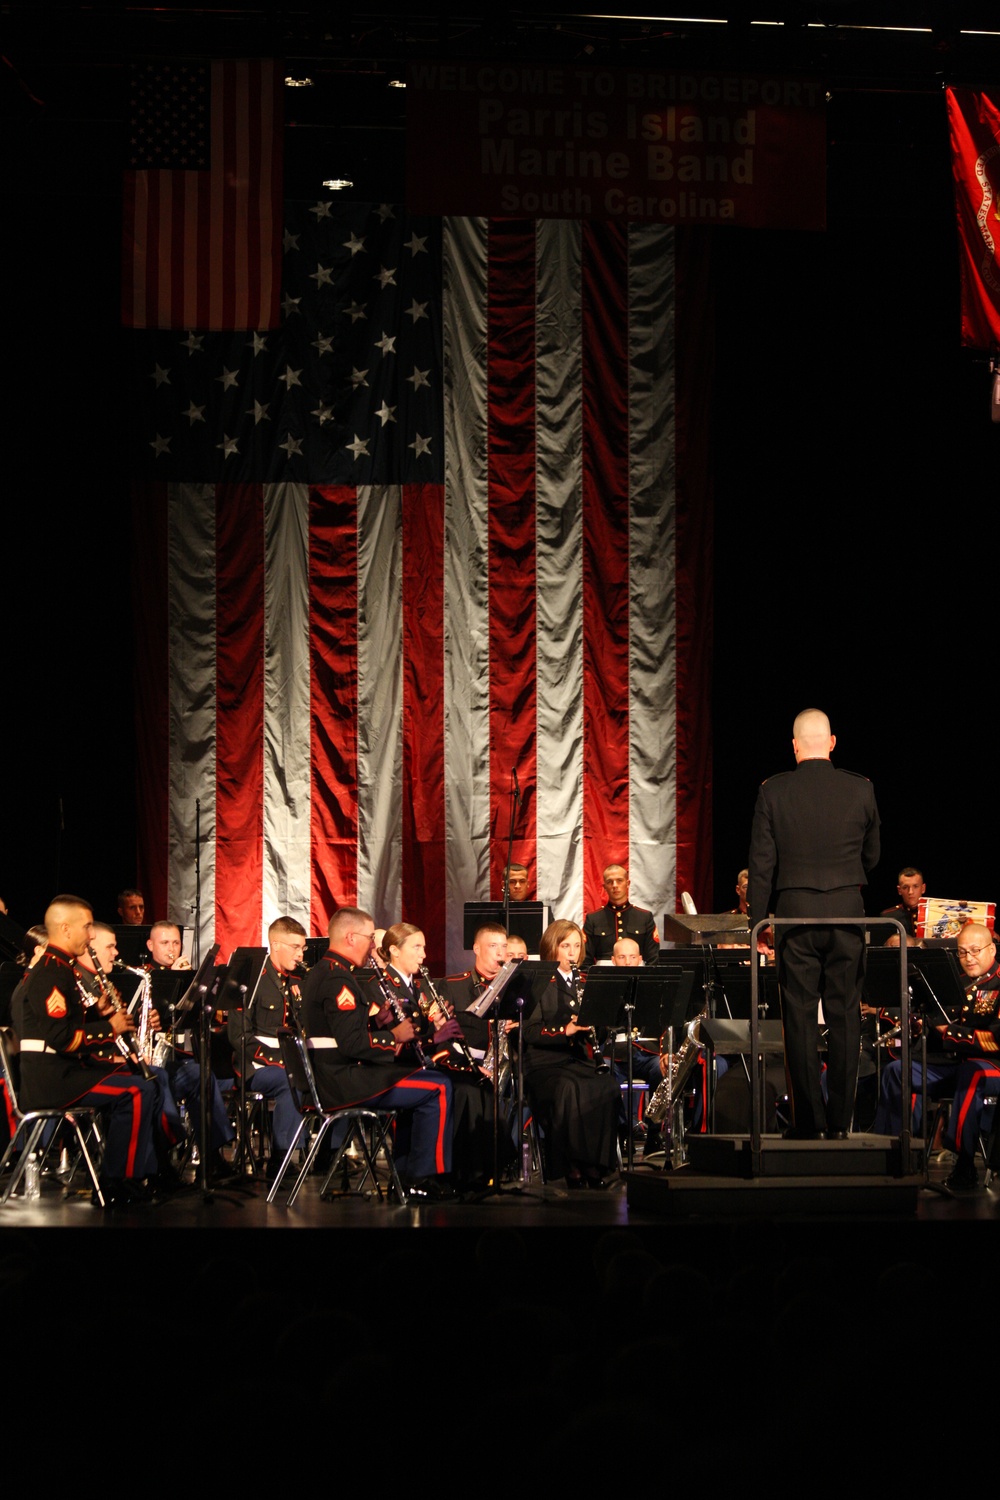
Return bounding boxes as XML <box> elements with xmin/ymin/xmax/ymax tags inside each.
<box><xmin>417</xmin><ymin>966</ymin><xmax>480</xmax><ymax>1073</ymax></box>
<box><xmin>84</xmin><ymin>945</ymin><xmax>155</xmax><ymax>1080</ymax></box>
<box><xmin>369</xmin><ymin>955</ymin><xmax>431</xmax><ymax>1066</ymax></box>
<box><xmin>569</xmin><ymin>964</ymin><xmax>609</xmax><ymax>1072</ymax></box>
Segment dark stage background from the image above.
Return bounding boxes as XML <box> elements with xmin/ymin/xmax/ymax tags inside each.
<box><xmin>2</xmin><ymin>12</ymin><xmax>996</xmax><ymax>935</ymax></box>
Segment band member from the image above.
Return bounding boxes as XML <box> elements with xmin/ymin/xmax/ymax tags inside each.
<box><xmin>300</xmin><ymin>908</ymin><xmax>455</xmax><ymax>1199</ymax></box>
<box><xmin>506</xmin><ymin>865</ymin><xmax>530</xmax><ymax>901</ymax></box>
<box><xmin>880</xmin><ymin>867</ymin><xmax>926</xmax><ymax>941</ymax></box>
<box><xmin>117</xmin><ymin>889</ymin><xmax>146</xmax><ymax>925</ymax></box>
<box><xmin>143</xmin><ymin>920</ymin><xmax>234</xmax><ymax>1168</ymax></box>
<box><xmin>227</xmin><ymin>916</ymin><xmax>307</xmax><ymax>1172</ymax></box>
<box><xmin>505</xmin><ymin>934</ymin><xmax>529</xmax><ymax>960</ymax></box>
<box><xmin>379</xmin><ymin>922</ymin><xmax>499</xmax><ymax>1189</ymax></box>
<box><xmin>522</xmin><ymin>919</ymin><xmax>621</xmax><ymax>1187</ymax></box>
<box><xmin>442</xmin><ymin>921</ymin><xmax>510</xmax><ymax>1058</ymax></box>
<box><xmin>874</xmin><ymin>922</ymin><xmax>999</xmax><ymax>1190</ymax></box>
<box><xmin>13</xmin><ymin>895</ymin><xmax>159</xmax><ymax>1204</ymax></box>
<box><xmin>146</xmin><ymin>920</ymin><xmax>192</xmax><ymax>971</ymax></box>
<box><xmin>583</xmin><ymin>864</ymin><xmax>660</xmax><ymax>965</ymax></box>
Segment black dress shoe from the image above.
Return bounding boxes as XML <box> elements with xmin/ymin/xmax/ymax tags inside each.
<box><xmin>402</xmin><ymin>1176</ymin><xmax>459</xmax><ymax>1202</ymax></box>
<box><xmin>945</xmin><ymin>1160</ymin><xmax>980</xmax><ymax>1192</ymax></box>
<box><xmin>829</xmin><ymin>1130</ymin><xmax>850</xmax><ymax>1141</ymax></box>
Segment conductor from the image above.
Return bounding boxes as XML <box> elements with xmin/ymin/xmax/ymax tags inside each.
<box><xmin>748</xmin><ymin>708</ymin><xmax>880</xmax><ymax>1139</ymax></box>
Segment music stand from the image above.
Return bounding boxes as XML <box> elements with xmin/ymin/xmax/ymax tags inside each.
<box><xmin>304</xmin><ymin>936</ymin><xmax>328</xmax><ymax>968</ymax></box>
<box><xmin>226</xmin><ymin>946</ymin><xmax>268</xmax><ymax>1177</ymax></box>
<box><xmin>463</xmin><ymin>900</ymin><xmax>547</xmax><ymax>954</ymax></box>
<box><xmin>172</xmin><ymin>945</ymin><xmax>226</xmax><ymax>1199</ymax></box>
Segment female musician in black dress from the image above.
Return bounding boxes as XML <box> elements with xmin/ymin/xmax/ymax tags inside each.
<box><xmin>379</xmin><ymin>922</ymin><xmax>497</xmax><ymax>1190</ymax></box>
<box><xmin>523</xmin><ymin>919</ymin><xmax>621</xmax><ymax>1188</ymax></box>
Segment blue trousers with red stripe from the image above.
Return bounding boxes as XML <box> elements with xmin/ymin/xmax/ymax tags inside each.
<box><xmin>874</xmin><ymin>1057</ymin><xmax>999</xmax><ymax>1160</ymax></box>
<box><xmin>73</xmin><ymin>1069</ymin><xmax>159</xmax><ymax>1180</ymax></box>
<box><xmin>367</xmin><ymin>1070</ymin><xmax>453</xmax><ymax>1179</ymax></box>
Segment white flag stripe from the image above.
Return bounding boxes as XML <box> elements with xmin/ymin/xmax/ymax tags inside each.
<box><xmin>535</xmin><ymin>218</ymin><xmax>586</xmax><ymax>924</ymax></box>
<box><xmin>168</xmin><ymin>482</ymin><xmax>217</xmax><ymax>956</ymax></box>
<box><xmin>442</xmin><ymin>216</ymin><xmax>492</xmax><ymax>964</ymax></box>
<box><xmin>356</xmin><ymin>484</ymin><xmax>404</xmax><ymax>923</ymax></box>
<box><xmin>628</xmin><ymin>225</ymin><xmax>677</xmax><ymax>918</ymax></box>
<box><xmin>262</xmin><ymin>481</ymin><xmax>312</xmax><ymax>937</ymax></box>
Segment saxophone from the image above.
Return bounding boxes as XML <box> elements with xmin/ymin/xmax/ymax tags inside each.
<box><xmin>644</xmin><ymin>1006</ymin><xmax>707</xmax><ymax>1125</ymax></box>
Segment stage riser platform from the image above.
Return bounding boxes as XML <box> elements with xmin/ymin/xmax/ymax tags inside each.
<box><xmin>626</xmin><ymin>1169</ymin><xmax>922</xmax><ymax>1218</ymax></box>
<box><xmin>685</xmin><ymin>1133</ymin><xmax>920</xmax><ymax>1179</ymax></box>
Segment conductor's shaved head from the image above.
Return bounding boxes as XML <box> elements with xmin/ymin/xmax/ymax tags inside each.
<box><xmin>792</xmin><ymin>708</ymin><xmax>835</xmax><ymax>762</ymax></box>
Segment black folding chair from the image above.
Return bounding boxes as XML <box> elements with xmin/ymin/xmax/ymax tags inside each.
<box><xmin>0</xmin><ymin>1031</ymin><xmax>108</xmax><ymax>1207</ymax></box>
<box><xmin>266</xmin><ymin>1029</ymin><xmax>405</xmax><ymax>1206</ymax></box>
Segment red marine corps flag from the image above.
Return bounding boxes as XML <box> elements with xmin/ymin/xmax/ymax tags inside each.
<box><xmin>946</xmin><ymin>88</ymin><xmax>1000</xmax><ymax>349</ymax></box>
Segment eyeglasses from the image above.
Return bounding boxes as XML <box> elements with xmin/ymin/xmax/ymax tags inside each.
<box><xmin>957</xmin><ymin>944</ymin><xmax>992</xmax><ymax>959</ymax></box>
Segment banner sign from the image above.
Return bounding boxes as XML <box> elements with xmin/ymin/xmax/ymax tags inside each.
<box><xmin>407</xmin><ymin>61</ymin><xmax>826</xmax><ymax>229</ymax></box>
<box><xmin>946</xmin><ymin>87</ymin><xmax>1000</xmax><ymax>349</ymax></box>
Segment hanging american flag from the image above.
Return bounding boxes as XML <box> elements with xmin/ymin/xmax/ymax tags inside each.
<box><xmin>130</xmin><ymin>200</ymin><xmax>712</xmax><ymax>971</ymax></box>
<box><xmin>123</xmin><ymin>58</ymin><xmax>283</xmax><ymax>331</ymax></box>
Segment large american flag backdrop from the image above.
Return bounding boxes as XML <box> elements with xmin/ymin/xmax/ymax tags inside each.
<box><xmin>129</xmin><ymin>198</ymin><xmax>713</xmax><ymax>972</ymax></box>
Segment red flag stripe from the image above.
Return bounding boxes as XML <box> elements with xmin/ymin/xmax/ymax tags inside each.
<box><xmin>215</xmin><ymin>485</ymin><xmax>265</xmax><ymax>954</ymax></box>
<box><xmin>310</xmin><ymin>487</ymin><xmax>360</xmax><ymax>930</ymax></box>
<box><xmin>487</xmin><ymin>219</ymin><xmax>539</xmax><ymax>901</ymax></box>
<box><xmin>581</xmin><ymin>221</ymin><xmax>631</xmax><ymax>916</ymax></box>
<box><xmin>402</xmin><ymin>483</ymin><xmax>448</xmax><ymax>973</ymax></box>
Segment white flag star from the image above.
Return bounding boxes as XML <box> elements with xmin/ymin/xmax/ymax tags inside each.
<box><xmin>249</xmin><ymin>332</ymin><xmax>268</xmax><ymax>355</ymax></box>
<box><xmin>375</xmin><ymin>203</ymin><xmax>395</xmax><ymax>221</ymax></box>
<box><xmin>343</xmin><ymin>232</ymin><xmax>366</xmax><ymax>256</ymax></box>
<box><xmin>216</xmin><ymin>367</ymin><xmax>240</xmax><ymax>390</ymax></box>
<box><xmin>279</xmin><ymin>366</ymin><xmax>303</xmax><ymax>389</ymax></box>
<box><xmin>351</xmin><ymin>366</ymin><xmax>369</xmax><ymax>388</ymax></box>
<box><xmin>253</xmin><ymin>400</ymin><xmax>271</xmax><ymax>424</ymax></box>
<box><xmin>375</xmin><ymin>401</ymin><xmax>397</xmax><ymax>427</ymax></box>
<box><xmin>310</xmin><ymin>263</ymin><xmax>334</xmax><ymax>287</ymax></box>
<box><xmin>217</xmin><ymin>435</ymin><xmax>239</xmax><ymax>458</ymax></box>
<box><xmin>281</xmin><ymin>293</ymin><xmax>302</xmax><ymax>317</ymax></box>
<box><xmin>183</xmin><ymin>402</ymin><xmax>206</xmax><ymax>425</ymax></box>
<box><xmin>312</xmin><ymin>332</ymin><xmax>334</xmax><ymax>356</ymax></box>
<box><xmin>180</xmin><ymin>331</ymin><xmax>204</xmax><ymax>353</ymax></box>
<box><xmin>406</xmin><ymin>367</ymin><xmax>430</xmax><ymax>391</ymax></box>
<box><xmin>375</xmin><ymin>265</ymin><xmax>397</xmax><ymax>290</ymax></box>
<box><xmin>404</xmin><ymin>232</ymin><xmax>428</xmax><ymax>256</ymax></box>
<box><xmin>283</xmin><ymin>229</ymin><xmax>300</xmax><ymax>252</ymax></box>
<box><xmin>151</xmin><ymin>364</ymin><xmax>170</xmax><ymax>387</ymax></box>
<box><xmin>345</xmin><ymin>301</ymin><xmax>367</xmax><ymax>323</ymax></box>
<box><xmin>310</xmin><ymin>200</ymin><xmax>333</xmax><ymax>219</ymax></box>
<box><xmin>150</xmin><ymin>433</ymin><xmax>171</xmax><ymax>457</ymax></box>
<box><xmin>409</xmin><ymin>433</ymin><xmax>432</xmax><ymax>458</ymax></box>
<box><xmin>279</xmin><ymin>434</ymin><xmax>303</xmax><ymax>458</ymax></box>
<box><xmin>375</xmin><ymin>332</ymin><xmax>397</xmax><ymax>356</ymax></box>
<box><xmin>311</xmin><ymin>403</ymin><xmax>334</xmax><ymax>425</ymax></box>
<box><xmin>345</xmin><ymin>434</ymin><xmax>370</xmax><ymax>460</ymax></box>
<box><xmin>405</xmin><ymin>298</ymin><xmax>428</xmax><ymax>324</ymax></box>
